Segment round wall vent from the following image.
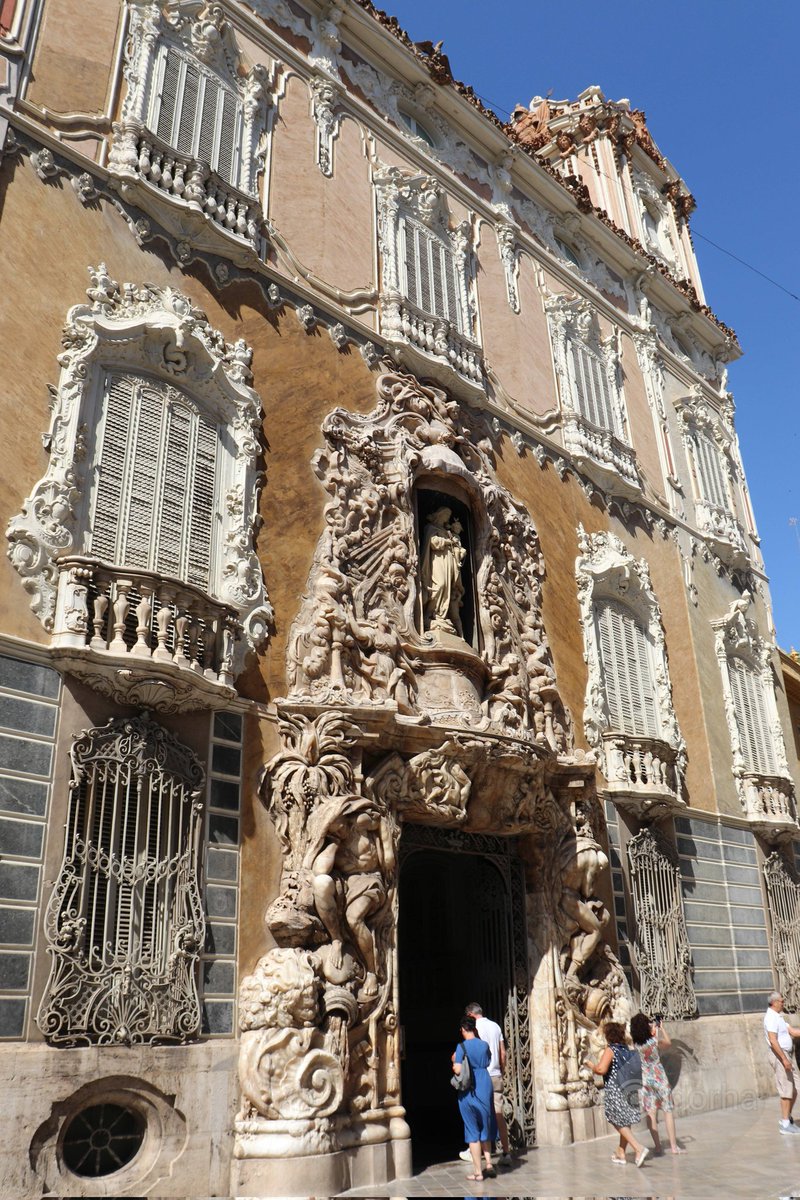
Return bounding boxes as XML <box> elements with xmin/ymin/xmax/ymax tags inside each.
<box><xmin>62</xmin><ymin>1103</ymin><xmax>145</xmax><ymax>1177</ymax></box>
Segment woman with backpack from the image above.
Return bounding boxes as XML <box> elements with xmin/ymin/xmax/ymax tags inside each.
<box><xmin>630</xmin><ymin>1011</ymin><xmax>686</xmax><ymax>1154</ymax></box>
<box><xmin>451</xmin><ymin>1015</ymin><xmax>497</xmax><ymax>1181</ymax></box>
<box><xmin>585</xmin><ymin>1020</ymin><xmax>649</xmax><ymax>1167</ymax></box>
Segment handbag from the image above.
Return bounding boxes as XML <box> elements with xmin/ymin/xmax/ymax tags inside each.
<box><xmin>614</xmin><ymin>1045</ymin><xmax>642</xmax><ymax>1102</ymax></box>
<box><xmin>451</xmin><ymin>1042</ymin><xmax>474</xmax><ymax>1093</ymax></box>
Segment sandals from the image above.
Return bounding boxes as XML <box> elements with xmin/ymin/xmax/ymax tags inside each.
<box><xmin>635</xmin><ymin>1147</ymin><xmax>650</xmax><ymax>1167</ymax></box>
<box><xmin>465</xmin><ymin>1173</ymin><xmax>483</xmax><ymax>1181</ymax></box>
<box><xmin>611</xmin><ymin>1154</ymin><xmax>626</xmax><ymax>1165</ymax></box>
<box><xmin>483</xmin><ymin>1165</ymin><xmax>497</xmax><ymax>1178</ymax></box>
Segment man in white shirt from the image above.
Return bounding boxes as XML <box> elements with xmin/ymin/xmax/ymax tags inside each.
<box><xmin>459</xmin><ymin>1002</ymin><xmax>512</xmax><ymax>1166</ymax></box>
<box><xmin>764</xmin><ymin>991</ymin><xmax>800</xmax><ymax>1134</ymax></box>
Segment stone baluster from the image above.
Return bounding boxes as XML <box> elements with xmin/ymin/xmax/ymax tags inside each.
<box><xmin>187</xmin><ymin>617</ymin><xmax>202</xmax><ymax>673</ymax></box>
<box><xmin>150</xmin><ymin>149</ymin><xmax>163</xmax><ymax>184</ymax></box>
<box><xmin>109</xmin><ymin>579</ymin><xmax>132</xmax><ymax>655</ymax></box>
<box><xmin>138</xmin><ymin>138</ymin><xmax>152</xmax><ymax>178</ymax></box>
<box><xmin>219</xmin><ymin>617</ymin><xmax>236</xmax><ymax>689</ymax></box>
<box><xmin>172</xmin><ymin>157</ymin><xmax>186</xmax><ymax>197</ymax></box>
<box><xmin>173</xmin><ymin>600</ymin><xmax>189</xmax><ymax>667</ymax></box>
<box><xmin>131</xmin><ymin>588</ymin><xmax>153</xmax><ymax>657</ymax></box>
<box><xmin>162</xmin><ymin>157</ymin><xmax>174</xmax><ymax>191</ymax></box>
<box><xmin>153</xmin><ymin>587</ymin><xmax>174</xmax><ymax>663</ymax></box>
<box><xmin>201</xmin><ymin>606</ymin><xmax>218</xmax><ymax>681</ymax></box>
<box><xmin>90</xmin><ymin>581</ymin><xmax>110</xmax><ymax>650</ymax></box>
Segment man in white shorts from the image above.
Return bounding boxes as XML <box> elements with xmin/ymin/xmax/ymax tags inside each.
<box><xmin>764</xmin><ymin>991</ymin><xmax>800</xmax><ymax>1134</ymax></box>
<box><xmin>459</xmin><ymin>1001</ymin><xmax>512</xmax><ymax>1166</ymax></box>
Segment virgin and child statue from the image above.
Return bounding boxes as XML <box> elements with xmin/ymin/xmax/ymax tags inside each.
<box><xmin>420</xmin><ymin>506</ymin><xmax>466</xmax><ymax>638</ymax></box>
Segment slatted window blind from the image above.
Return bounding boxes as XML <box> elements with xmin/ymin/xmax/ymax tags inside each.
<box><xmin>570</xmin><ymin>339</ymin><xmax>621</xmax><ymax>436</ymax></box>
<box><xmin>150</xmin><ymin>44</ymin><xmax>243</xmax><ymax>188</ymax></box>
<box><xmin>402</xmin><ymin>217</ymin><xmax>462</xmax><ymax>330</ymax></box>
<box><xmin>90</xmin><ymin>373</ymin><xmax>218</xmax><ymax>591</ymax></box>
<box><xmin>691</xmin><ymin>429</ymin><xmax>729</xmax><ymax>510</ymax></box>
<box><xmin>727</xmin><ymin>656</ymin><xmax>777</xmax><ymax>775</ymax></box>
<box><xmin>594</xmin><ymin>599</ymin><xmax>659</xmax><ymax>737</ymax></box>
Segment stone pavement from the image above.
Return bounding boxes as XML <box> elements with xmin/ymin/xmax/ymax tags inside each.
<box><xmin>340</xmin><ymin>1099</ymin><xmax>800</xmax><ymax>1198</ymax></box>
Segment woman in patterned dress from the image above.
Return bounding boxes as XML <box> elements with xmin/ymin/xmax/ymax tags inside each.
<box><xmin>630</xmin><ymin>1011</ymin><xmax>686</xmax><ymax>1154</ymax></box>
<box><xmin>586</xmin><ymin>1020</ymin><xmax>649</xmax><ymax>1167</ymax></box>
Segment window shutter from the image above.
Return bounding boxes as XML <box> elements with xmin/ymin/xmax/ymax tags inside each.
<box><xmin>729</xmin><ymin>657</ymin><xmax>777</xmax><ymax>774</ymax></box>
<box><xmin>90</xmin><ymin>374</ymin><xmax>218</xmax><ymax>593</ymax></box>
<box><xmin>196</xmin><ymin>75</ymin><xmax>219</xmax><ymax>166</ymax></box>
<box><xmin>693</xmin><ymin>431</ymin><xmax>728</xmax><ymax>509</ymax></box>
<box><xmin>216</xmin><ymin>89</ymin><xmax>242</xmax><ymax>186</ymax></box>
<box><xmin>572</xmin><ymin>341</ymin><xmax>618</xmax><ymax>436</ymax></box>
<box><xmin>155</xmin><ymin>47</ymin><xmax>181</xmax><ymax>145</ymax></box>
<box><xmin>175</xmin><ymin>59</ymin><xmax>201</xmax><ymax>156</ymax></box>
<box><xmin>595</xmin><ymin>600</ymin><xmax>659</xmax><ymax>738</ymax></box>
<box><xmin>402</xmin><ymin>217</ymin><xmax>460</xmax><ymax>326</ymax></box>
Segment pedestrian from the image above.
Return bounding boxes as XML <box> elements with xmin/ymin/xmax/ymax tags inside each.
<box><xmin>452</xmin><ymin>1015</ymin><xmax>498</xmax><ymax>1181</ymax></box>
<box><xmin>764</xmin><ymin>991</ymin><xmax>800</xmax><ymax>1134</ymax></box>
<box><xmin>585</xmin><ymin>1020</ymin><xmax>649</xmax><ymax>1168</ymax></box>
<box><xmin>458</xmin><ymin>1002</ymin><xmax>512</xmax><ymax>1167</ymax></box>
<box><xmin>629</xmin><ymin>1012</ymin><xmax>685</xmax><ymax>1154</ymax></box>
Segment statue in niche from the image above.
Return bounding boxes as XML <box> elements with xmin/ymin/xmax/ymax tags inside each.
<box><xmin>421</xmin><ymin>506</ymin><xmax>466</xmax><ymax>637</ymax></box>
<box><xmin>305</xmin><ymin>794</ymin><xmax>396</xmax><ymax>1001</ymax></box>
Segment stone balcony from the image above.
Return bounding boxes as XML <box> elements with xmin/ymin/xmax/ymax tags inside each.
<box><xmin>695</xmin><ymin>499</ymin><xmax>749</xmax><ymax>567</ymax></box>
<box><xmin>380</xmin><ymin>294</ymin><xmax>485</xmax><ymax>398</ymax></box>
<box><xmin>601</xmin><ymin>732</ymin><xmax>686</xmax><ymax>819</ymax></box>
<box><xmin>108</xmin><ymin>122</ymin><xmax>263</xmax><ymax>263</ymax></box>
<box><xmin>49</xmin><ymin>556</ymin><xmax>241</xmax><ymax>712</ymax></box>
<box><xmin>562</xmin><ymin>412</ymin><xmax>641</xmax><ymax>497</ymax></box>
<box><xmin>741</xmin><ymin>772</ymin><xmax>799</xmax><ymax>842</ymax></box>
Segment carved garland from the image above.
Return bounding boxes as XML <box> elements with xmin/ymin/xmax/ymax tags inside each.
<box><xmin>6</xmin><ymin>265</ymin><xmax>272</xmax><ymax>662</ymax></box>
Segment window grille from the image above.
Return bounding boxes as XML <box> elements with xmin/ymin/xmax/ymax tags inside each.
<box><xmin>691</xmin><ymin>429</ymin><xmax>729</xmax><ymax>510</ymax></box>
<box><xmin>627</xmin><ymin>827</ymin><xmax>696</xmax><ymax>1018</ymax></box>
<box><xmin>570</xmin><ymin>339</ymin><xmax>620</xmax><ymax>436</ymax></box>
<box><xmin>402</xmin><ymin>216</ymin><xmax>462</xmax><ymax>331</ymax></box>
<box><xmin>150</xmin><ymin>44</ymin><xmax>243</xmax><ymax>187</ymax></box>
<box><xmin>594</xmin><ymin>599</ymin><xmax>659</xmax><ymax>738</ymax></box>
<box><xmin>764</xmin><ymin>851</ymin><xmax>800</xmax><ymax>1010</ymax></box>
<box><xmin>37</xmin><ymin>716</ymin><xmax>206</xmax><ymax>1045</ymax></box>
<box><xmin>727</xmin><ymin>655</ymin><xmax>777</xmax><ymax>775</ymax></box>
<box><xmin>89</xmin><ymin>372</ymin><xmax>218</xmax><ymax>591</ymax></box>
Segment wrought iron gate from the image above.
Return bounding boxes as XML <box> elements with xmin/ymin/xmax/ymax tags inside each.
<box><xmin>398</xmin><ymin>824</ymin><xmax>535</xmax><ymax>1145</ymax></box>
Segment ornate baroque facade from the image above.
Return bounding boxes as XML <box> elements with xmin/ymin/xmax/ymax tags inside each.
<box><xmin>0</xmin><ymin>1</ymin><xmax>797</xmax><ymax>1195</ymax></box>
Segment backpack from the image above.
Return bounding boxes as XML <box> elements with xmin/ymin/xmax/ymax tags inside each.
<box><xmin>451</xmin><ymin>1042</ymin><xmax>474</xmax><ymax>1094</ymax></box>
<box><xmin>614</xmin><ymin>1045</ymin><xmax>642</xmax><ymax>1102</ymax></box>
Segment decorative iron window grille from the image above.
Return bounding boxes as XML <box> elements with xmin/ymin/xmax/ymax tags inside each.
<box><xmin>627</xmin><ymin>827</ymin><xmax>696</xmax><ymax>1019</ymax></box>
<box><xmin>37</xmin><ymin>716</ymin><xmax>206</xmax><ymax>1045</ymax></box>
<box><xmin>764</xmin><ymin>851</ymin><xmax>800</xmax><ymax>1011</ymax></box>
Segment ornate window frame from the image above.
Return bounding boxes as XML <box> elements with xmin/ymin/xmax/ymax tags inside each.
<box><xmin>545</xmin><ymin>293</ymin><xmax>640</xmax><ymax>495</ymax></box>
<box><xmin>631</xmin><ymin>169</ymin><xmax>681</xmax><ymax>274</ymax></box>
<box><xmin>675</xmin><ymin>387</ymin><xmax>748</xmax><ymax>565</ymax></box>
<box><xmin>37</xmin><ymin>715</ymin><xmax>206</xmax><ymax>1045</ymax></box>
<box><xmin>576</xmin><ymin>526</ymin><xmax>686</xmax><ymax>818</ymax></box>
<box><xmin>108</xmin><ymin>0</ymin><xmax>271</xmax><ymax>258</ymax></box>
<box><xmin>374</xmin><ymin>163</ymin><xmax>483</xmax><ymax>395</ymax></box>
<box><xmin>712</xmin><ymin>594</ymin><xmax>796</xmax><ymax>838</ymax></box>
<box><xmin>627</xmin><ymin>827</ymin><xmax>696</xmax><ymax>1018</ymax></box>
<box><xmin>6</xmin><ymin>265</ymin><xmax>271</xmax><ymax>707</ymax></box>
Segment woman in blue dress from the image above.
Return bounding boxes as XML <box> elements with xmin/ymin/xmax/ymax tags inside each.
<box><xmin>452</xmin><ymin>1015</ymin><xmax>498</xmax><ymax>1181</ymax></box>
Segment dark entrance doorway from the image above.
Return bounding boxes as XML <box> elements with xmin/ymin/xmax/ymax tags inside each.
<box><xmin>397</xmin><ymin>825</ymin><xmax>534</xmax><ymax>1167</ymax></box>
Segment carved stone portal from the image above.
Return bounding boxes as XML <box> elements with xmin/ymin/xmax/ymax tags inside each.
<box><xmin>234</xmin><ymin>371</ymin><xmax>631</xmax><ymax>1186</ymax></box>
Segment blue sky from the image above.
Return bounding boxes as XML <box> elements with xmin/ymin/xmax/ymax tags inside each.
<box><xmin>384</xmin><ymin>0</ymin><xmax>800</xmax><ymax>648</ymax></box>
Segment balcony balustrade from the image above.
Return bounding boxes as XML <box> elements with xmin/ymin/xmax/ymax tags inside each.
<box><xmin>741</xmin><ymin>771</ymin><xmax>799</xmax><ymax>841</ymax></box>
<box><xmin>695</xmin><ymin>498</ymin><xmax>749</xmax><ymax>566</ymax></box>
<box><xmin>50</xmin><ymin>556</ymin><xmax>241</xmax><ymax>711</ymax></box>
<box><xmin>562</xmin><ymin>412</ymin><xmax>640</xmax><ymax>496</ymax></box>
<box><xmin>380</xmin><ymin>295</ymin><xmax>484</xmax><ymax>394</ymax></box>
<box><xmin>601</xmin><ymin>732</ymin><xmax>685</xmax><ymax>819</ymax></box>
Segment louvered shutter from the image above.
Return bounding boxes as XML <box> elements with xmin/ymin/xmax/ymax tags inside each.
<box><xmin>175</xmin><ymin>59</ymin><xmax>201</xmax><ymax>156</ymax></box>
<box><xmin>90</xmin><ymin>374</ymin><xmax>218</xmax><ymax>592</ymax></box>
<box><xmin>572</xmin><ymin>341</ymin><xmax>619</xmax><ymax>436</ymax></box>
<box><xmin>595</xmin><ymin>600</ymin><xmax>659</xmax><ymax>738</ymax></box>
<box><xmin>195</xmin><ymin>75</ymin><xmax>218</xmax><ymax>166</ymax></box>
<box><xmin>729</xmin><ymin>657</ymin><xmax>777</xmax><ymax>774</ymax></box>
<box><xmin>215</xmin><ymin>89</ymin><xmax>242</xmax><ymax>186</ymax></box>
<box><xmin>154</xmin><ymin>47</ymin><xmax>181</xmax><ymax>145</ymax></box>
<box><xmin>402</xmin><ymin>217</ymin><xmax>462</xmax><ymax>329</ymax></box>
<box><xmin>693</xmin><ymin>431</ymin><xmax>728</xmax><ymax>509</ymax></box>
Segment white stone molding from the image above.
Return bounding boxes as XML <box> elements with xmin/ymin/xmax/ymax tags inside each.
<box><xmin>675</xmin><ymin>386</ymin><xmax>748</xmax><ymax>566</ymax></box>
<box><xmin>309</xmin><ymin>72</ymin><xmax>341</xmax><ymax>176</ymax></box>
<box><xmin>712</xmin><ymin>593</ymin><xmax>797</xmax><ymax>839</ymax></box>
<box><xmin>373</xmin><ymin>163</ymin><xmax>483</xmax><ymax>394</ymax></box>
<box><xmin>576</xmin><ymin>525</ymin><xmax>686</xmax><ymax>817</ymax></box>
<box><xmin>632</xmin><ymin>327</ymin><xmax>684</xmax><ymax>517</ymax></box>
<box><xmin>108</xmin><ymin>0</ymin><xmax>272</xmax><ymax>259</ymax></box>
<box><xmin>631</xmin><ymin>168</ymin><xmax>681</xmax><ymax>274</ymax></box>
<box><xmin>495</xmin><ymin>221</ymin><xmax>521</xmax><ymax>313</ymax></box>
<box><xmin>626</xmin><ymin>827</ymin><xmax>696</xmax><ymax>1018</ymax></box>
<box><xmin>545</xmin><ymin>292</ymin><xmax>640</xmax><ymax>495</ymax></box>
<box><xmin>37</xmin><ymin>715</ymin><xmax>206</xmax><ymax>1045</ymax></box>
<box><xmin>285</xmin><ymin>367</ymin><xmax>572</xmax><ymax>753</ymax></box>
<box><xmin>6</xmin><ymin>265</ymin><xmax>271</xmax><ymax>704</ymax></box>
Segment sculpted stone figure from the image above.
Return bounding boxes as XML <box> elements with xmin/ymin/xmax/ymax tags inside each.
<box><xmin>557</xmin><ymin>834</ymin><xmax>611</xmax><ymax>980</ymax></box>
<box><xmin>304</xmin><ymin>795</ymin><xmax>396</xmax><ymax>1000</ymax></box>
<box><xmin>421</xmin><ymin>506</ymin><xmax>466</xmax><ymax>637</ymax></box>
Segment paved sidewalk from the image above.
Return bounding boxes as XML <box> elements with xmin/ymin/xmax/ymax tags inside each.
<box><xmin>340</xmin><ymin>1098</ymin><xmax>800</xmax><ymax>1198</ymax></box>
